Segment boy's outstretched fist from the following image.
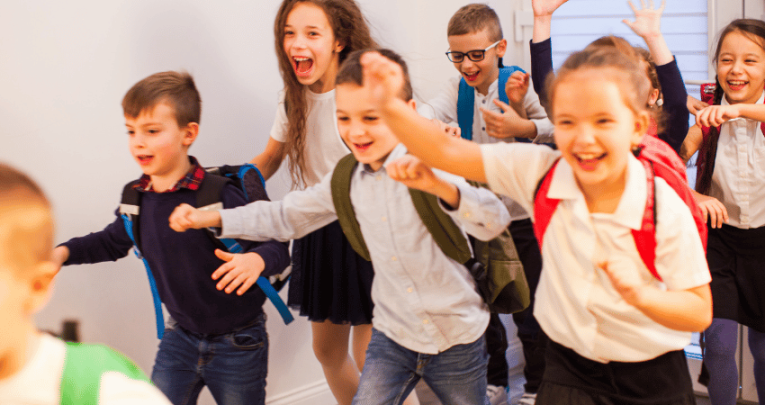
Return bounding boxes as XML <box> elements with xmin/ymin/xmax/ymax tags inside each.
<box><xmin>169</xmin><ymin>203</ymin><xmax>222</xmax><ymax>232</ymax></box>
<box><xmin>361</xmin><ymin>51</ymin><xmax>407</xmax><ymax>109</ymax></box>
<box><xmin>388</xmin><ymin>154</ymin><xmax>460</xmax><ymax>209</ymax></box>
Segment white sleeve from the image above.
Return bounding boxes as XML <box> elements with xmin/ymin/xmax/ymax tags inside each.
<box><xmin>269</xmin><ymin>91</ymin><xmax>288</xmax><ymax>143</ymax></box>
<box><xmin>481</xmin><ymin>143</ymin><xmax>561</xmax><ymax>214</ymax></box>
<box><xmin>219</xmin><ymin>171</ymin><xmax>339</xmax><ymax>241</ymax></box>
<box><xmin>420</xmin><ymin>76</ymin><xmax>461</xmax><ymax>124</ymax></box>
<box><xmin>99</xmin><ymin>372</ymin><xmax>172</xmax><ymax>405</ymax></box>
<box><xmin>654</xmin><ymin>180</ymin><xmax>712</xmax><ymax>290</ymax></box>
<box><xmin>523</xmin><ymin>78</ymin><xmax>555</xmax><ymax>144</ymax></box>
<box><xmin>438</xmin><ymin>176</ymin><xmax>512</xmax><ymax>241</ymax></box>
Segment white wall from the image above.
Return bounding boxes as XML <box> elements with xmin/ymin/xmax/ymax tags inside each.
<box><xmin>0</xmin><ymin>1</ymin><xmax>528</xmax><ymax>403</ymax></box>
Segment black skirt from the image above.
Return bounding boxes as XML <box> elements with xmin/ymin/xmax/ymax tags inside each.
<box><xmin>287</xmin><ymin>220</ymin><xmax>374</xmax><ymax>325</ymax></box>
<box><xmin>536</xmin><ymin>341</ymin><xmax>696</xmax><ymax>405</ymax></box>
<box><xmin>708</xmin><ymin>223</ymin><xmax>765</xmax><ymax>332</ymax></box>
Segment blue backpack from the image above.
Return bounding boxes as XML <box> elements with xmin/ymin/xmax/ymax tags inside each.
<box><xmin>457</xmin><ymin>65</ymin><xmax>531</xmax><ymax>143</ymax></box>
<box><xmin>119</xmin><ymin>164</ymin><xmax>294</xmax><ymax>339</ymax></box>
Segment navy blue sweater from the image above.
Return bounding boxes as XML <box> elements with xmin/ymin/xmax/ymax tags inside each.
<box><xmin>62</xmin><ymin>177</ymin><xmax>290</xmax><ymax>335</ymax></box>
<box><xmin>530</xmin><ymin>38</ymin><xmax>689</xmax><ymax>155</ymax></box>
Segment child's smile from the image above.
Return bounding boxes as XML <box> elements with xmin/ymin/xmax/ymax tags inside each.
<box><xmin>293</xmin><ymin>56</ymin><xmax>314</xmax><ymax>78</ymax></box>
<box><xmin>573</xmin><ymin>152</ymin><xmax>608</xmax><ymax>171</ymax></box>
<box><xmin>717</xmin><ymin>30</ymin><xmax>765</xmax><ymax>105</ymax></box>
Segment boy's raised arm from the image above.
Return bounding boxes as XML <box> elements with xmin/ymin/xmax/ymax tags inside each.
<box><xmin>361</xmin><ymin>52</ymin><xmax>487</xmax><ymax>184</ymax></box>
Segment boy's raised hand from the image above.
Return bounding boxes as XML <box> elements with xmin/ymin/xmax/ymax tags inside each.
<box><xmin>505</xmin><ymin>71</ymin><xmax>530</xmax><ymax>106</ymax></box>
<box><xmin>532</xmin><ymin>0</ymin><xmax>570</xmax><ymax>17</ymax></box>
<box><xmin>169</xmin><ymin>203</ymin><xmax>222</xmax><ymax>232</ymax></box>
<box><xmin>211</xmin><ymin>249</ymin><xmax>265</xmax><ymax>295</ymax></box>
<box><xmin>360</xmin><ymin>51</ymin><xmax>406</xmax><ymax>110</ymax></box>
<box><xmin>388</xmin><ymin>154</ymin><xmax>441</xmax><ymax>192</ymax></box>
<box><xmin>623</xmin><ymin>0</ymin><xmax>666</xmax><ymax>40</ymax></box>
<box><xmin>695</xmin><ymin>105</ymin><xmax>740</xmax><ymax>128</ymax></box>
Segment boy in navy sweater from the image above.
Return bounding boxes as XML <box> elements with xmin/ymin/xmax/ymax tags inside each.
<box><xmin>51</xmin><ymin>71</ymin><xmax>290</xmax><ymax>405</ymax></box>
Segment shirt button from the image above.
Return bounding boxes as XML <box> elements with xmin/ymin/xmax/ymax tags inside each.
<box><xmin>391</xmin><ymin>256</ymin><xmax>397</xmax><ymax>262</ymax></box>
<box><xmin>407</xmin><ymin>287</ymin><xmax>413</xmax><ymax>293</ymax></box>
<box><xmin>463</xmin><ymin>212</ymin><xmax>472</xmax><ymax>218</ymax></box>
<box><xmin>381</xmin><ymin>216</ymin><xmax>387</xmax><ymax>222</ymax></box>
<box><xmin>376</xmin><ymin>175</ymin><xmax>382</xmax><ymax>181</ymax></box>
<box><xmin>482</xmin><ymin>100</ymin><xmax>486</xmax><ymax>104</ymax></box>
<box><xmin>482</xmin><ymin>127</ymin><xmax>486</xmax><ymax>131</ymax></box>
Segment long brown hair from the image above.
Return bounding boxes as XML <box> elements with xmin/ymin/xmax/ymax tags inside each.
<box><xmin>273</xmin><ymin>0</ymin><xmax>376</xmax><ymax>188</ymax></box>
<box><xmin>695</xmin><ymin>19</ymin><xmax>765</xmax><ymax>195</ymax></box>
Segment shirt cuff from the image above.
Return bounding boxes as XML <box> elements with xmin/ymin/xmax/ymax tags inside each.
<box><xmin>440</xmin><ymin>182</ymin><xmax>500</xmax><ymax>232</ymax></box>
<box><xmin>530</xmin><ymin>118</ymin><xmax>555</xmax><ymax>143</ymax></box>
<box><xmin>219</xmin><ymin>207</ymin><xmax>246</xmax><ymax>238</ymax></box>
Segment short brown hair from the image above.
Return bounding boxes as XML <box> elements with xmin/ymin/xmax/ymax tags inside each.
<box><xmin>336</xmin><ymin>48</ymin><xmax>413</xmax><ymax>101</ymax></box>
<box><xmin>0</xmin><ymin>163</ymin><xmax>53</xmax><ymax>271</ymax></box>
<box><xmin>122</xmin><ymin>71</ymin><xmax>201</xmax><ymax>127</ymax></box>
<box><xmin>447</xmin><ymin>3</ymin><xmax>503</xmax><ymax>42</ymax></box>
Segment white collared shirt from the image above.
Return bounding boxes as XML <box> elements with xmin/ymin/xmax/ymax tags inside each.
<box><xmin>221</xmin><ymin>144</ymin><xmax>511</xmax><ymax>353</ymax></box>
<box><xmin>419</xmin><ymin>75</ymin><xmax>555</xmax><ymax>221</ymax></box>
<box><xmin>708</xmin><ymin>92</ymin><xmax>765</xmax><ymax>229</ymax></box>
<box><xmin>482</xmin><ymin>143</ymin><xmax>711</xmax><ymax>363</ymax></box>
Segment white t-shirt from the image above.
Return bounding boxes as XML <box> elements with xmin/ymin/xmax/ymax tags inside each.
<box><xmin>0</xmin><ymin>334</ymin><xmax>171</xmax><ymax>405</ymax></box>
<box><xmin>481</xmin><ymin>143</ymin><xmax>711</xmax><ymax>363</ymax></box>
<box><xmin>269</xmin><ymin>89</ymin><xmax>351</xmax><ymax>187</ymax></box>
<box><xmin>708</xmin><ymin>92</ymin><xmax>765</xmax><ymax>229</ymax></box>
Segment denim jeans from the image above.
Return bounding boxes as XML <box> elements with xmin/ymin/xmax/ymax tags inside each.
<box><xmin>353</xmin><ymin>328</ymin><xmax>489</xmax><ymax>405</ymax></box>
<box><xmin>151</xmin><ymin>314</ymin><xmax>268</xmax><ymax>405</ymax></box>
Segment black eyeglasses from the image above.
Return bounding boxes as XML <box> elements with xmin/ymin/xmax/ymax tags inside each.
<box><xmin>445</xmin><ymin>40</ymin><xmax>501</xmax><ymax>63</ymax></box>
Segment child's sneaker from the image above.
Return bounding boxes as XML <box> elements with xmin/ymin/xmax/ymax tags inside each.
<box><xmin>517</xmin><ymin>392</ymin><xmax>537</xmax><ymax>405</ymax></box>
<box><xmin>487</xmin><ymin>384</ymin><xmax>508</xmax><ymax>405</ymax></box>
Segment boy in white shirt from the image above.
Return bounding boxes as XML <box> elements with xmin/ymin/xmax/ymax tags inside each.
<box><xmin>0</xmin><ymin>163</ymin><xmax>170</xmax><ymax>405</ymax></box>
<box><xmin>169</xmin><ymin>48</ymin><xmax>511</xmax><ymax>405</ymax></box>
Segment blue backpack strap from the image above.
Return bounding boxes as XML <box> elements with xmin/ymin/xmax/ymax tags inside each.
<box><xmin>498</xmin><ymin>66</ymin><xmax>532</xmax><ymax>143</ymax></box>
<box><xmin>457</xmin><ymin>78</ymin><xmax>475</xmax><ymax>141</ymax></box>
<box><xmin>197</xmin><ymin>172</ymin><xmax>294</xmax><ymax>325</ymax></box>
<box><xmin>119</xmin><ymin>182</ymin><xmax>165</xmax><ymax>340</ymax></box>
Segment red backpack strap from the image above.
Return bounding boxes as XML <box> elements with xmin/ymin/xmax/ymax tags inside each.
<box><xmin>631</xmin><ymin>160</ymin><xmax>661</xmax><ymax>281</ymax></box>
<box><xmin>533</xmin><ymin>159</ymin><xmax>562</xmax><ymax>251</ymax></box>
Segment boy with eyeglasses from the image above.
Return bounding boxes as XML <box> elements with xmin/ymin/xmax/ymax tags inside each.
<box><xmin>418</xmin><ymin>4</ymin><xmax>554</xmax><ymax>405</ymax></box>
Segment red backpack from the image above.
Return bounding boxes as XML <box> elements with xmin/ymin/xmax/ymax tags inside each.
<box><xmin>533</xmin><ymin>136</ymin><xmax>707</xmax><ymax>281</ymax></box>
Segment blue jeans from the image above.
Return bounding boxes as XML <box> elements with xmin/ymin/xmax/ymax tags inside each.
<box><xmin>151</xmin><ymin>315</ymin><xmax>268</xmax><ymax>405</ymax></box>
<box><xmin>353</xmin><ymin>328</ymin><xmax>489</xmax><ymax>405</ymax></box>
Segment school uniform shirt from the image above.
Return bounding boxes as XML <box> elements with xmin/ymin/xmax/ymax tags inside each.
<box><xmin>219</xmin><ymin>144</ymin><xmax>510</xmax><ymax>354</ymax></box>
<box><xmin>708</xmin><ymin>92</ymin><xmax>765</xmax><ymax>229</ymax></box>
<box><xmin>420</xmin><ymin>76</ymin><xmax>554</xmax><ymax>221</ymax></box>
<box><xmin>481</xmin><ymin>143</ymin><xmax>711</xmax><ymax>363</ymax></box>
<box><xmin>0</xmin><ymin>334</ymin><xmax>170</xmax><ymax>405</ymax></box>
<box><xmin>270</xmin><ymin>89</ymin><xmax>351</xmax><ymax>187</ymax></box>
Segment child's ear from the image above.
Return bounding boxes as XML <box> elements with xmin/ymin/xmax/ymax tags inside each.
<box><xmin>26</xmin><ymin>261</ymin><xmax>57</xmax><ymax>315</ymax></box>
<box><xmin>632</xmin><ymin>111</ymin><xmax>651</xmax><ymax>147</ymax></box>
<box><xmin>407</xmin><ymin>99</ymin><xmax>417</xmax><ymax>111</ymax></box>
<box><xmin>648</xmin><ymin>89</ymin><xmax>660</xmax><ymax>107</ymax></box>
<box><xmin>182</xmin><ymin>122</ymin><xmax>200</xmax><ymax>147</ymax></box>
<box><xmin>496</xmin><ymin>39</ymin><xmax>508</xmax><ymax>58</ymax></box>
<box><xmin>334</xmin><ymin>39</ymin><xmax>345</xmax><ymax>54</ymax></box>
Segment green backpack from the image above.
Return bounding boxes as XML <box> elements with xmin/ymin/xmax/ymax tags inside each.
<box><xmin>330</xmin><ymin>153</ymin><xmax>530</xmax><ymax>314</ymax></box>
<box><xmin>60</xmin><ymin>342</ymin><xmax>152</xmax><ymax>405</ymax></box>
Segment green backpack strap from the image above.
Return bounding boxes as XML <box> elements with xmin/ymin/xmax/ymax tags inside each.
<box><xmin>331</xmin><ymin>154</ymin><xmax>372</xmax><ymax>261</ymax></box>
<box><xmin>60</xmin><ymin>342</ymin><xmax>151</xmax><ymax>405</ymax></box>
<box><xmin>408</xmin><ymin>189</ymin><xmax>472</xmax><ymax>264</ymax></box>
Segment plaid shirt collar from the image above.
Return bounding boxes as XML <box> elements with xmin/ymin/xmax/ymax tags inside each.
<box><xmin>135</xmin><ymin>156</ymin><xmax>205</xmax><ymax>193</ymax></box>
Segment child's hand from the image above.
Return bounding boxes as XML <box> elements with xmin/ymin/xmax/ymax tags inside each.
<box><xmin>51</xmin><ymin>245</ymin><xmax>69</xmax><ymax>274</ymax></box>
<box><xmin>361</xmin><ymin>51</ymin><xmax>406</xmax><ymax>110</ymax></box>
<box><xmin>623</xmin><ymin>0</ymin><xmax>665</xmax><ymax>41</ymax></box>
<box><xmin>388</xmin><ymin>154</ymin><xmax>441</xmax><ymax>192</ymax></box>
<box><xmin>696</xmin><ymin>194</ymin><xmax>729</xmax><ymax>228</ymax></box>
<box><xmin>480</xmin><ymin>100</ymin><xmax>531</xmax><ymax>139</ymax></box>
<box><xmin>532</xmin><ymin>0</ymin><xmax>570</xmax><ymax>17</ymax></box>
<box><xmin>169</xmin><ymin>203</ymin><xmax>221</xmax><ymax>232</ymax></box>
<box><xmin>211</xmin><ymin>249</ymin><xmax>265</xmax><ymax>295</ymax></box>
<box><xmin>505</xmin><ymin>71</ymin><xmax>530</xmax><ymax>106</ymax></box>
<box><xmin>687</xmin><ymin>95</ymin><xmax>709</xmax><ymax>116</ymax></box>
<box><xmin>599</xmin><ymin>260</ymin><xmax>646</xmax><ymax>307</ymax></box>
<box><xmin>695</xmin><ymin>105</ymin><xmax>741</xmax><ymax>128</ymax></box>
